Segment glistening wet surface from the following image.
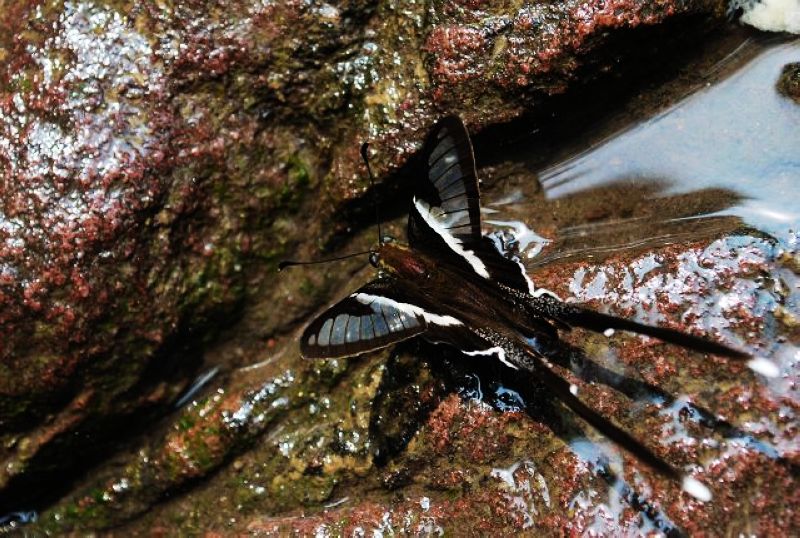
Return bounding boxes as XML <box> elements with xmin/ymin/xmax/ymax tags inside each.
<box><xmin>481</xmin><ymin>37</ymin><xmax>800</xmax><ymax>262</ymax></box>
<box><xmin>539</xmin><ymin>39</ymin><xmax>800</xmax><ymax>237</ymax></box>
<box><xmin>14</xmin><ymin>31</ymin><xmax>799</xmax><ymax>536</ymax></box>
<box><xmin>466</xmin><ymin>35</ymin><xmax>800</xmax><ymax>534</ymax></box>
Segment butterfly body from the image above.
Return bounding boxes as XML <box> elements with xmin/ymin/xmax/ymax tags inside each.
<box><xmin>295</xmin><ymin>115</ymin><xmax>778</xmax><ymax>501</ymax></box>
<box><xmin>345</xmin><ymin>240</ymin><xmax>558</xmax><ymax>368</ymax></box>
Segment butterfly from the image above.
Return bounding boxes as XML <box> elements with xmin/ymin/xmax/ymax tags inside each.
<box><xmin>295</xmin><ymin>115</ymin><xmax>779</xmax><ymax>502</ymax></box>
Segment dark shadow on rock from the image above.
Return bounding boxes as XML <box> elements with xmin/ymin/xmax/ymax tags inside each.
<box><xmin>329</xmin><ymin>25</ymin><xmax>767</xmax><ymax>253</ymax></box>
<box><xmin>0</xmin><ymin>327</ymin><xmax>221</xmax><ymax>516</ymax></box>
<box><xmin>365</xmin><ymin>329</ymin><xmax>797</xmax><ymax>537</ymax></box>
<box><xmin>368</xmin><ymin>344</ymin><xmax>448</xmax><ymax>469</ymax></box>
<box><xmin>470</xmin><ymin>30</ymin><xmax>788</xmax><ymax>171</ymax></box>
<box><xmin>540</xmin><ymin>338</ymin><xmax>799</xmax><ymax>475</ymax></box>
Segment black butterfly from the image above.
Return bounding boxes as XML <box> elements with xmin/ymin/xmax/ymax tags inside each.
<box><xmin>297</xmin><ymin>116</ymin><xmax>779</xmax><ymax>502</ymax></box>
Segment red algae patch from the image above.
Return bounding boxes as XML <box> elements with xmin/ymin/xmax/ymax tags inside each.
<box><xmin>9</xmin><ymin>1</ymin><xmax>797</xmax><ymax>536</ymax></box>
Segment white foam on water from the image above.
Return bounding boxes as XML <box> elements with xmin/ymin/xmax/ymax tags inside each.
<box><xmin>681</xmin><ymin>476</ymin><xmax>712</xmax><ymax>502</ymax></box>
<box><xmin>739</xmin><ymin>0</ymin><xmax>800</xmax><ymax>34</ymax></box>
<box><xmin>748</xmin><ymin>356</ymin><xmax>780</xmax><ymax>377</ymax></box>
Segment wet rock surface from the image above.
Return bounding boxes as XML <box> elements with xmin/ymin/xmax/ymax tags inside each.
<box><xmin>777</xmin><ymin>61</ymin><xmax>800</xmax><ymax>102</ymax></box>
<box><xmin>2</xmin><ymin>0</ymin><xmax>798</xmax><ymax>535</ymax></box>
<box><xmin>0</xmin><ymin>0</ymin><xmax>331</xmax><ymax>506</ymax></box>
<box><xmin>38</xmin><ymin>232</ymin><xmax>800</xmax><ymax>536</ymax></box>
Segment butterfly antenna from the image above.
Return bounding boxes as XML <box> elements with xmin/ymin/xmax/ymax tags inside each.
<box><xmin>360</xmin><ymin>142</ymin><xmax>382</xmax><ymax>244</ymax></box>
<box><xmin>278</xmin><ymin>250</ymin><xmax>372</xmax><ymax>271</ymax></box>
<box><xmin>280</xmin><ymin>143</ymin><xmax>381</xmax><ymax>273</ymax></box>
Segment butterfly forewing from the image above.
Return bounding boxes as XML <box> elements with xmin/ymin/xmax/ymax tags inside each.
<box><xmin>420</xmin><ymin>116</ymin><xmax>482</xmax><ymax>239</ymax></box>
<box><xmin>409</xmin><ymin>116</ymin><xmax>536</xmax><ymax>293</ymax></box>
<box><xmin>411</xmin><ymin>116</ymin><xmax>481</xmax><ymax>242</ymax></box>
<box><xmin>300</xmin><ymin>278</ymin><xmax>428</xmax><ymax>359</ymax></box>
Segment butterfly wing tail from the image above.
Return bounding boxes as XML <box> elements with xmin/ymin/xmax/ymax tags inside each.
<box><xmin>560</xmin><ymin>306</ymin><xmax>747</xmax><ymax>357</ymax></box>
<box><xmin>525</xmin><ymin>350</ymin><xmax>711</xmax><ymax>503</ymax></box>
<box><xmin>539</xmin><ymin>300</ymin><xmax>779</xmax><ymax>378</ymax></box>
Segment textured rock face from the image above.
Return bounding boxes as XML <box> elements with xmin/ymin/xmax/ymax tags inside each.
<box><xmin>0</xmin><ymin>0</ymin><xmax>372</xmax><ymax>496</ymax></box>
<box><xmin>9</xmin><ymin>0</ymin><xmax>797</xmax><ymax>535</ymax></box>
<box><xmin>778</xmin><ymin>61</ymin><xmax>800</xmax><ymax>102</ymax></box>
<box><xmin>37</xmin><ymin>233</ymin><xmax>800</xmax><ymax>535</ymax></box>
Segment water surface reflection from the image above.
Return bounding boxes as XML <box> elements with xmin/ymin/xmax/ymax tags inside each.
<box><xmin>538</xmin><ymin>40</ymin><xmax>799</xmax><ymax>237</ymax></box>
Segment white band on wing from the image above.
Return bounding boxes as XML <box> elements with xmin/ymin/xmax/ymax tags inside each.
<box><xmin>352</xmin><ymin>292</ymin><xmax>463</xmax><ymax>327</ymax></box>
<box><xmin>414</xmin><ymin>197</ymin><xmax>490</xmax><ymax>279</ymax></box>
<box><xmin>463</xmin><ymin>346</ymin><xmax>517</xmax><ymax>370</ymax></box>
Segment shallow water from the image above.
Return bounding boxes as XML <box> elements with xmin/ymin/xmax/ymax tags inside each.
<box><xmin>540</xmin><ymin>40</ymin><xmax>800</xmax><ymax>235</ymax></box>
<box><xmin>481</xmin><ymin>37</ymin><xmax>800</xmax><ymax>266</ymax></box>
<box><xmin>463</xmin><ymin>35</ymin><xmax>800</xmax><ymax>534</ymax></box>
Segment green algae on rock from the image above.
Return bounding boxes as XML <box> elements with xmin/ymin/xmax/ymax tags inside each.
<box><xmin>0</xmin><ymin>0</ymin><xmax>337</xmax><ymax>507</ymax></box>
<box><xmin>6</xmin><ymin>0</ymin><xmax>798</xmax><ymax>536</ymax></box>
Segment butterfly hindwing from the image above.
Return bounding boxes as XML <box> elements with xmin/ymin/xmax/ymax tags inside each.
<box><xmin>472</xmin><ymin>236</ymin><xmax>536</xmax><ymax>294</ymax></box>
<box><xmin>301</xmin><ymin>277</ymin><xmax>429</xmax><ymax>359</ymax></box>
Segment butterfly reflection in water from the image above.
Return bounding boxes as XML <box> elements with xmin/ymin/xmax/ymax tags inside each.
<box><xmin>289</xmin><ymin>116</ymin><xmax>779</xmax><ymax>502</ymax></box>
